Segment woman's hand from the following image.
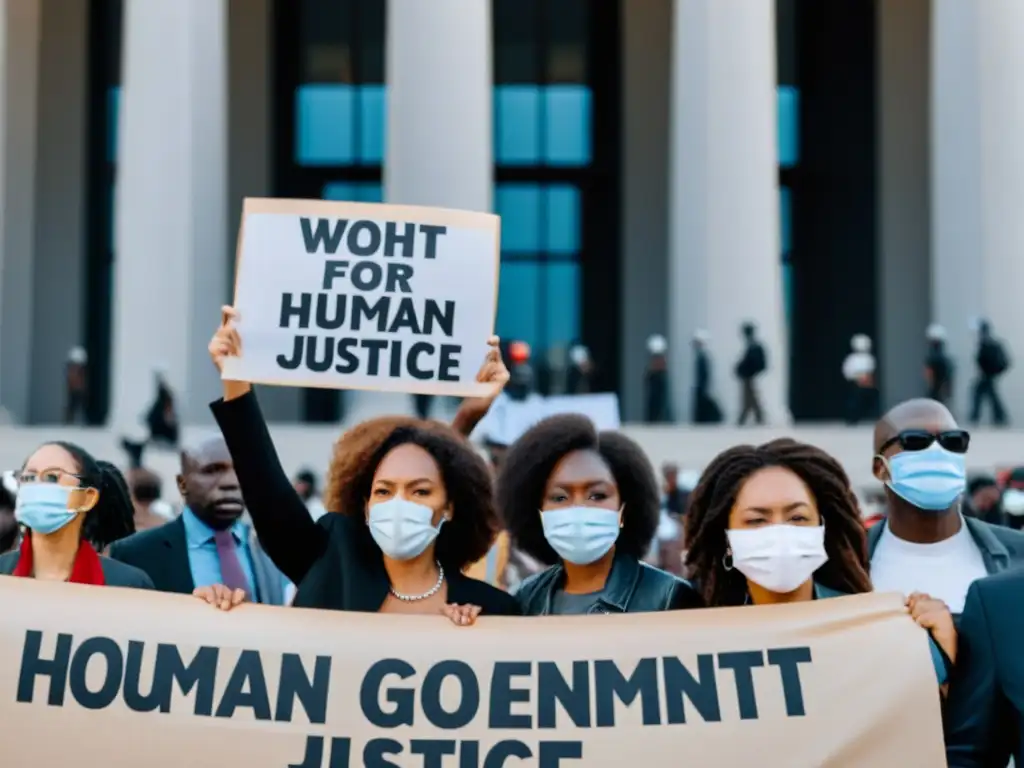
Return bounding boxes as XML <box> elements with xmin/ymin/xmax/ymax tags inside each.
<box><xmin>442</xmin><ymin>603</ymin><xmax>482</xmax><ymax>626</ymax></box>
<box><xmin>193</xmin><ymin>584</ymin><xmax>248</xmax><ymax>611</ymax></box>
<box><xmin>452</xmin><ymin>336</ymin><xmax>509</xmax><ymax>437</ymax></box>
<box><xmin>208</xmin><ymin>306</ymin><xmax>251</xmax><ymax>400</ymax></box>
<box><xmin>907</xmin><ymin>591</ymin><xmax>957</xmax><ymax>665</ymax></box>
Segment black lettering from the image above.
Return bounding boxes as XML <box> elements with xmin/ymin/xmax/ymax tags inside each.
<box><xmin>387</xmin><ymin>298</ymin><xmax>422</xmax><ymax>334</ymax></box>
<box><xmin>364</xmin><ymin>738</ymin><xmax>403</xmax><ymax>768</ymax></box>
<box><xmin>290</xmin><ymin>735</ymin><xmax>336</xmax><ymax>768</ymax></box>
<box><xmin>385</xmin><ymin>263</ymin><xmax>414</xmax><ymax>293</ymax></box>
<box><xmin>421</xmin><ymin>660</ymin><xmax>479</xmax><ymax>729</ymax></box>
<box><xmin>347</xmin><ymin>220</ymin><xmax>382</xmax><ymax>256</ymax></box>
<box><xmin>280</xmin><ymin>292</ymin><xmax>312</xmax><ymax>329</ymax></box>
<box><xmin>334</xmin><ymin>338</ymin><xmax>360</xmax><ymax>373</ymax></box>
<box><xmin>594</xmin><ymin>658</ymin><xmax>660</xmax><ymax>727</ymax></box>
<box><xmin>322</xmin><ymin>261</ymin><xmax>349</xmax><ymax>291</ymax></box>
<box><xmin>351</xmin><ymin>295</ymin><xmax>390</xmax><ymax>332</ymax></box>
<box><xmin>410</xmin><ymin>740</ymin><xmax>456</xmax><ymax>768</ymax></box>
<box><xmin>123</xmin><ymin>642</ymin><xmax>219</xmax><ymax>715</ymax></box>
<box><xmin>718</xmin><ymin>650</ymin><xmax>764</xmax><ymax>720</ymax></box>
<box><xmin>214</xmin><ymin>649</ymin><xmax>272</xmax><ymax>720</ymax></box>
<box><xmin>767</xmin><ymin>647</ymin><xmax>812</xmax><ymax>717</ymax></box>
<box><xmin>663</xmin><ymin>655</ymin><xmax>721</xmax><ymax>724</ymax></box>
<box><xmin>327</xmin><ymin>737</ymin><xmax>352</xmax><ymax>768</ymax></box>
<box><xmin>362</xmin><ymin>339</ymin><xmax>388</xmax><ymax>376</ymax></box>
<box><xmin>389</xmin><ymin>340</ymin><xmax>403</xmax><ymax>377</ymax></box>
<box><xmin>276</xmin><ymin>654</ymin><xmax>331</xmax><ymax>724</ymax></box>
<box><xmin>360</xmin><ymin>658</ymin><xmax>416</xmax><ymax>728</ymax></box>
<box><xmin>68</xmin><ymin>637</ymin><xmax>123</xmax><ymax>710</ymax></box>
<box><xmin>351</xmin><ymin>261</ymin><xmax>383</xmax><ymax>291</ymax></box>
<box><xmin>459</xmin><ymin>742</ymin><xmax>480</xmax><ymax>768</ymax></box>
<box><xmin>17</xmin><ymin>630</ymin><xmax>71</xmax><ymax>706</ymax></box>
<box><xmin>277</xmin><ymin>336</ymin><xmax>305</xmax><ymax>370</ymax></box>
<box><xmin>301</xmin><ymin>217</ymin><xmax>348</xmax><ymax>254</ymax></box>
<box><xmin>419</xmin><ymin>224</ymin><xmax>447</xmax><ymax>259</ymax></box>
<box><xmin>489</xmin><ymin>661</ymin><xmax>531</xmax><ymax>728</ymax></box>
<box><xmin>304</xmin><ymin>336</ymin><xmax>335</xmax><ymax>373</ymax></box>
<box><xmin>315</xmin><ymin>294</ymin><xmax>347</xmax><ymax>330</ymax></box>
<box><xmin>384</xmin><ymin>222</ymin><xmax>416</xmax><ymax>257</ymax></box>
<box><xmin>538</xmin><ymin>661</ymin><xmax>590</xmax><ymax>728</ymax></box>
<box><xmin>438</xmin><ymin>345</ymin><xmax>461</xmax><ymax>382</ymax></box>
<box><xmin>483</xmin><ymin>741</ymin><xmax>532</xmax><ymax>768</ymax></box>
<box><xmin>423</xmin><ymin>299</ymin><xmax>455</xmax><ymax>336</ymax></box>
<box><xmin>407</xmin><ymin>342</ymin><xmax>435</xmax><ymax>380</ymax></box>
<box><xmin>539</xmin><ymin>741</ymin><xmax>584</xmax><ymax>768</ymax></box>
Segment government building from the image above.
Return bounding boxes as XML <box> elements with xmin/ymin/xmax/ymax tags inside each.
<box><xmin>0</xmin><ymin>0</ymin><xmax>1019</xmax><ymax>428</ymax></box>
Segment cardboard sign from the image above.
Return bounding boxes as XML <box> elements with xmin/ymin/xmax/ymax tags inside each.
<box><xmin>222</xmin><ymin>198</ymin><xmax>500</xmax><ymax>397</ymax></box>
<box><xmin>0</xmin><ymin>581</ymin><xmax>944</xmax><ymax>767</ymax></box>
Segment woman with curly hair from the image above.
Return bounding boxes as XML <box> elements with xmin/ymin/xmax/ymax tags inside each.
<box><xmin>200</xmin><ymin>308</ymin><xmax>519</xmax><ymax>619</ymax></box>
<box><xmin>684</xmin><ymin>438</ymin><xmax>954</xmax><ymax>686</ymax></box>
<box><xmin>495</xmin><ymin>413</ymin><xmax>702</xmax><ymax>615</ymax></box>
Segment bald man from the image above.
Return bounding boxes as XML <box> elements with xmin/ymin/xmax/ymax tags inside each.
<box><xmin>109</xmin><ymin>437</ymin><xmax>288</xmax><ymax>604</ymax></box>
<box><xmin>868</xmin><ymin>398</ymin><xmax>1024</xmax><ymax>613</ymax></box>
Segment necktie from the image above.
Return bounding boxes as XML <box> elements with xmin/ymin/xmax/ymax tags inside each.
<box><xmin>213</xmin><ymin>529</ymin><xmax>250</xmax><ymax>598</ymax></box>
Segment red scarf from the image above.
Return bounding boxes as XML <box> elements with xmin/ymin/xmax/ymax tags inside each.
<box><xmin>11</xmin><ymin>535</ymin><xmax>106</xmax><ymax>585</ymax></box>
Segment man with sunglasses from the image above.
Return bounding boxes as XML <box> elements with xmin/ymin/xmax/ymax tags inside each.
<box><xmin>869</xmin><ymin>398</ymin><xmax>1024</xmax><ymax>614</ymax></box>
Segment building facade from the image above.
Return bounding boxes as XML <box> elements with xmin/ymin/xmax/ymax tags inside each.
<box><xmin>0</xmin><ymin>0</ymin><xmax>1020</xmax><ymax>428</ymax></box>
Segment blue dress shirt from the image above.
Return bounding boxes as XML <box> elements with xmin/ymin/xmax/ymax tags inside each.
<box><xmin>181</xmin><ymin>507</ymin><xmax>257</xmax><ymax>596</ymax></box>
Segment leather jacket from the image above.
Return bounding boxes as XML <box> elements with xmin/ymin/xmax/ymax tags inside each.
<box><xmin>513</xmin><ymin>550</ymin><xmax>703</xmax><ymax>615</ymax></box>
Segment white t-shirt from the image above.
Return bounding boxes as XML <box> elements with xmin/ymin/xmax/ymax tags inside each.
<box><xmin>870</xmin><ymin>518</ymin><xmax>988</xmax><ymax>613</ymax></box>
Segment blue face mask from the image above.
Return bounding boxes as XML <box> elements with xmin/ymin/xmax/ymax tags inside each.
<box><xmin>879</xmin><ymin>443</ymin><xmax>966</xmax><ymax>511</ymax></box>
<box><xmin>15</xmin><ymin>484</ymin><xmax>80</xmax><ymax>534</ymax></box>
<box><xmin>541</xmin><ymin>506</ymin><xmax>622</xmax><ymax>565</ymax></box>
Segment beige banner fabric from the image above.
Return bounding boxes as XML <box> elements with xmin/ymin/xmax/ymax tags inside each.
<box><xmin>0</xmin><ymin>581</ymin><xmax>944</xmax><ymax>767</ymax></box>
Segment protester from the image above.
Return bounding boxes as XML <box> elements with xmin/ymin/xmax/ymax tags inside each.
<box><xmin>869</xmin><ymin>398</ymin><xmax>1024</xmax><ymax>613</ymax></box>
<box><xmin>0</xmin><ymin>442</ymin><xmax>151</xmax><ymax>588</ymax></box>
<box><xmin>971</xmin><ymin>319</ymin><xmax>1010</xmax><ymax>426</ymax></box>
<box><xmin>0</xmin><ymin>471</ymin><xmax>16</xmax><ymax>553</ymax></box>
<box><xmin>200</xmin><ymin>307</ymin><xmax>519</xmax><ymax>620</ymax></box>
<box><xmin>683</xmin><ymin>438</ymin><xmax>954</xmax><ymax>684</ymax></box>
<box><xmin>735</xmin><ymin>321</ymin><xmax>767</xmax><ymax>425</ymax></box>
<box><xmin>566</xmin><ymin>343</ymin><xmax>594</xmax><ymax>394</ymax></box>
<box><xmin>924</xmin><ymin>323</ymin><xmax>953</xmax><ymax>405</ymax></box>
<box><xmin>966</xmin><ymin>475</ymin><xmax>1004</xmax><ymax>526</ymax></box>
<box><xmin>691</xmin><ymin>329</ymin><xmax>722</xmax><ymax>424</ymax></box>
<box><xmin>293</xmin><ymin>468</ymin><xmax>327</xmax><ymax>521</ymax></box>
<box><xmin>842</xmin><ymin>333</ymin><xmax>876</xmax><ymax>425</ymax></box>
<box><xmin>644</xmin><ymin>333</ymin><xmax>671</xmax><ymax>423</ymax></box>
<box><xmin>64</xmin><ymin>346</ymin><xmax>88</xmax><ymax>424</ymax></box>
<box><xmin>146</xmin><ymin>367</ymin><xmax>180</xmax><ymax>446</ymax></box>
<box><xmin>945</xmin><ymin>567</ymin><xmax>1024</xmax><ymax>766</ymax></box>
<box><xmin>126</xmin><ymin>467</ymin><xmax>173</xmax><ymax>531</ymax></box>
<box><xmin>109</xmin><ymin>436</ymin><xmax>288</xmax><ymax>605</ymax></box>
<box><xmin>496</xmin><ymin>413</ymin><xmax>702</xmax><ymax>614</ymax></box>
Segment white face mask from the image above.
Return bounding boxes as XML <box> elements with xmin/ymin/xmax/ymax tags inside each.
<box><xmin>541</xmin><ymin>506</ymin><xmax>621</xmax><ymax>565</ymax></box>
<box><xmin>367</xmin><ymin>498</ymin><xmax>445</xmax><ymax>561</ymax></box>
<box><xmin>726</xmin><ymin>524</ymin><xmax>828</xmax><ymax>595</ymax></box>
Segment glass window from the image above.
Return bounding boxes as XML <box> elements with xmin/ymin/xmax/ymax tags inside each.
<box><xmin>322</xmin><ymin>181</ymin><xmax>383</xmax><ymax>203</ymax></box>
<box><xmin>357</xmin><ymin>85</ymin><xmax>385</xmax><ymax>164</ymax></box>
<box><xmin>495</xmin><ymin>86</ymin><xmax>541</xmax><ymax>165</ymax></box>
<box><xmin>107</xmin><ymin>87</ymin><xmax>120</xmax><ymax>163</ymax></box>
<box><xmin>778</xmin><ymin>86</ymin><xmax>800</xmax><ymax>168</ymax></box>
<box><xmin>497</xmin><ymin>262</ymin><xmax>540</xmax><ymax>347</ymax></box>
<box><xmin>780</xmin><ymin>185</ymin><xmax>792</xmax><ymax>256</ymax></box>
<box><xmin>545</xmin><ymin>184</ymin><xmax>580</xmax><ymax>254</ymax></box>
<box><xmin>296</xmin><ymin>85</ymin><xmax>355</xmax><ymax>165</ymax></box>
<box><xmin>496</xmin><ymin>183</ymin><xmax>542</xmax><ymax>254</ymax></box>
<box><xmin>544</xmin><ymin>261</ymin><xmax>580</xmax><ymax>347</ymax></box>
<box><xmin>544</xmin><ymin>85</ymin><xmax>591</xmax><ymax>165</ymax></box>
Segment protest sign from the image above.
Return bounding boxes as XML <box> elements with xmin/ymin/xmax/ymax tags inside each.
<box><xmin>222</xmin><ymin>198</ymin><xmax>500</xmax><ymax>397</ymax></box>
<box><xmin>0</xmin><ymin>580</ymin><xmax>944</xmax><ymax>767</ymax></box>
<box><xmin>473</xmin><ymin>392</ymin><xmax>622</xmax><ymax>446</ymax></box>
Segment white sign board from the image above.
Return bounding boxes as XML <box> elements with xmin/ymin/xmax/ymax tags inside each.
<box><xmin>473</xmin><ymin>392</ymin><xmax>622</xmax><ymax>446</ymax></box>
<box><xmin>222</xmin><ymin>198</ymin><xmax>500</xmax><ymax>396</ymax></box>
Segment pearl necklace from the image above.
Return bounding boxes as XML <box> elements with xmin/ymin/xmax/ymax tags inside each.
<box><xmin>389</xmin><ymin>561</ymin><xmax>445</xmax><ymax>602</ymax></box>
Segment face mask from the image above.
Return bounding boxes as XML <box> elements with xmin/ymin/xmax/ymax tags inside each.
<box><xmin>726</xmin><ymin>524</ymin><xmax>827</xmax><ymax>594</ymax></box>
<box><xmin>15</xmin><ymin>484</ymin><xmax>80</xmax><ymax>535</ymax></box>
<box><xmin>368</xmin><ymin>498</ymin><xmax>444</xmax><ymax>561</ymax></box>
<box><xmin>541</xmin><ymin>506</ymin><xmax>621</xmax><ymax>565</ymax></box>
<box><xmin>879</xmin><ymin>443</ymin><xmax>966</xmax><ymax>511</ymax></box>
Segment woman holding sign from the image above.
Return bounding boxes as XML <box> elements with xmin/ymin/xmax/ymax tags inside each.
<box><xmin>201</xmin><ymin>308</ymin><xmax>519</xmax><ymax>619</ymax></box>
<box><xmin>0</xmin><ymin>441</ymin><xmax>153</xmax><ymax>588</ymax></box>
<box><xmin>494</xmin><ymin>414</ymin><xmax>702</xmax><ymax>615</ymax></box>
<box><xmin>683</xmin><ymin>439</ymin><xmax>956</xmax><ymax>686</ymax></box>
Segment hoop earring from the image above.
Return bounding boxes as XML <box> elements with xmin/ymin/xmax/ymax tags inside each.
<box><xmin>723</xmin><ymin>549</ymin><xmax>734</xmax><ymax>571</ymax></box>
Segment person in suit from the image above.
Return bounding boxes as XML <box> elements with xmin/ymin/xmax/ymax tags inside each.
<box><xmin>945</xmin><ymin>567</ymin><xmax>1024</xmax><ymax>766</ymax></box>
<box><xmin>108</xmin><ymin>436</ymin><xmax>287</xmax><ymax>605</ymax></box>
<box><xmin>0</xmin><ymin>441</ymin><xmax>152</xmax><ymax>589</ymax></box>
<box><xmin>199</xmin><ymin>307</ymin><xmax>519</xmax><ymax>621</ymax></box>
<box><xmin>868</xmin><ymin>398</ymin><xmax>1024</xmax><ymax>614</ymax></box>
<box><xmin>683</xmin><ymin>439</ymin><xmax>954</xmax><ymax>685</ymax></box>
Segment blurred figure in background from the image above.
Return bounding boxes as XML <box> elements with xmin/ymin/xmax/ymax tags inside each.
<box><xmin>127</xmin><ymin>467</ymin><xmax>173</xmax><ymax>532</ymax></box>
<box><xmin>1001</xmin><ymin>467</ymin><xmax>1024</xmax><ymax>532</ymax></box>
<box><xmin>566</xmin><ymin>343</ymin><xmax>593</xmax><ymax>394</ymax></box>
<box><xmin>644</xmin><ymin>333</ymin><xmax>671</xmax><ymax>423</ymax></box>
<box><xmin>64</xmin><ymin>346</ymin><xmax>88</xmax><ymax>425</ymax></box>
<box><xmin>924</xmin><ymin>323</ymin><xmax>953</xmax><ymax>406</ymax></box>
<box><xmin>735</xmin><ymin>321</ymin><xmax>767</xmax><ymax>426</ymax></box>
<box><xmin>411</xmin><ymin>393</ymin><xmax>433</xmax><ymax>420</ymax></box>
<box><xmin>691</xmin><ymin>329</ymin><xmax>722</xmax><ymax>424</ymax></box>
<box><xmin>293</xmin><ymin>468</ymin><xmax>326</xmax><ymax>521</ymax></box>
<box><xmin>966</xmin><ymin>475</ymin><xmax>1004</xmax><ymax>526</ymax></box>
<box><xmin>842</xmin><ymin>334</ymin><xmax>877</xmax><ymax>425</ymax></box>
<box><xmin>0</xmin><ymin>470</ymin><xmax>16</xmax><ymax>553</ymax></box>
<box><xmin>971</xmin><ymin>318</ymin><xmax>1010</xmax><ymax>426</ymax></box>
<box><xmin>147</xmin><ymin>366</ymin><xmax>180</xmax><ymax>447</ymax></box>
<box><xmin>505</xmin><ymin>340</ymin><xmax>535</xmax><ymax>401</ymax></box>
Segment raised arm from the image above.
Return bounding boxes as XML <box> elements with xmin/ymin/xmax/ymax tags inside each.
<box><xmin>450</xmin><ymin>336</ymin><xmax>509</xmax><ymax>438</ymax></box>
<box><xmin>208</xmin><ymin>307</ymin><xmax>327</xmax><ymax>585</ymax></box>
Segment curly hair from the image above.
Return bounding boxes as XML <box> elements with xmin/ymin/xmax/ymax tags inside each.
<box><xmin>323</xmin><ymin>416</ymin><xmax>497</xmax><ymax>571</ymax></box>
<box><xmin>496</xmin><ymin>414</ymin><xmax>660</xmax><ymax>565</ymax></box>
<box><xmin>683</xmin><ymin>438</ymin><xmax>872</xmax><ymax>607</ymax></box>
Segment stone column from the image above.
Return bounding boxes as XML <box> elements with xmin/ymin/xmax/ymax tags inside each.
<box><xmin>668</xmin><ymin>0</ymin><xmax>788</xmax><ymax>424</ymax></box>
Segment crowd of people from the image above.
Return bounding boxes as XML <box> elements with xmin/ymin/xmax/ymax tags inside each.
<box><xmin>4</xmin><ymin>305</ymin><xmax>1024</xmax><ymax>764</ymax></box>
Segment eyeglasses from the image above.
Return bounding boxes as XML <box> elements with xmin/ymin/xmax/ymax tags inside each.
<box><xmin>878</xmin><ymin>429</ymin><xmax>970</xmax><ymax>455</ymax></box>
<box><xmin>16</xmin><ymin>467</ymin><xmax>85</xmax><ymax>486</ymax></box>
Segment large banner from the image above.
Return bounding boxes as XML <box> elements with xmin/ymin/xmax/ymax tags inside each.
<box><xmin>0</xmin><ymin>581</ymin><xmax>944</xmax><ymax>767</ymax></box>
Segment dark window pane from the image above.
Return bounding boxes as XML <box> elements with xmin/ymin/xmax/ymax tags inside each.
<box><xmin>544</xmin><ymin>262</ymin><xmax>580</xmax><ymax>349</ymax></box>
<box><xmin>780</xmin><ymin>185</ymin><xmax>792</xmax><ymax>255</ymax></box>
<box><xmin>107</xmin><ymin>87</ymin><xmax>120</xmax><ymax>163</ymax></box>
<box><xmin>495</xmin><ymin>85</ymin><xmax>541</xmax><ymax>164</ymax></box>
<box><xmin>295</xmin><ymin>85</ymin><xmax>355</xmax><ymax>165</ymax></box>
<box><xmin>544</xmin><ymin>85</ymin><xmax>591</xmax><ymax>165</ymax></box>
<box><xmin>357</xmin><ymin>0</ymin><xmax>385</xmax><ymax>84</ymax></box>
<box><xmin>545</xmin><ymin>184</ymin><xmax>580</xmax><ymax>253</ymax></box>
<box><xmin>108</xmin><ymin>179</ymin><xmax>117</xmax><ymax>252</ymax></box>
<box><xmin>777</xmin><ymin>86</ymin><xmax>799</xmax><ymax>167</ymax></box>
<box><xmin>776</xmin><ymin>0</ymin><xmax>797</xmax><ymax>86</ymax></box>
<box><xmin>323</xmin><ymin>181</ymin><xmax>383</xmax><ymax>202</ymax></box>
<box><xmin>545</xmin><ymin>0</ymin><xmax>587</xmax><ymax>83</ymax></box>
<box><xmin>494</xmin><ymin>0</ymin><xmax>540</xmax><ymax>83</ymax></box>
<box><xmin>497</xmin><ymin>261</ymin><xmax>540</xmax><ymax>348</ymax></box>
<box><xmin>496</xmin><ymin>182</ymin><xmax>542</xmax><ymax>253</ymax></box>
<box><xmin>301</xmin><ymin>0</ymin><xmax>353</xmax><ymax>82</ymax></box>
<box><xmin>358</xmin><ymin>85</ymin><xmax>386</xmax><ymax>164</ymax></box>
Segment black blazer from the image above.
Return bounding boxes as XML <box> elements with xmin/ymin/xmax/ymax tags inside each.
<box><xmin>0</xmin><ymin>550</ymin><xmax>153</xmax><ymax>589</ymax></box>
<box><xmin>210</xmin><ymin>390</ymin><xmax>520</xmax><ymax>616</ymax></box>
<box><xmin>945</xmin><ymin>568</ymin><xmax>1024</xmax><ymax>766</ymax></box>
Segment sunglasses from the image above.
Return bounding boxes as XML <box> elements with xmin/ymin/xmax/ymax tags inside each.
<box><xmin>878</xmin><ymin>429</ymin><xmax>970</xmax><ymax>455</ymax></box>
